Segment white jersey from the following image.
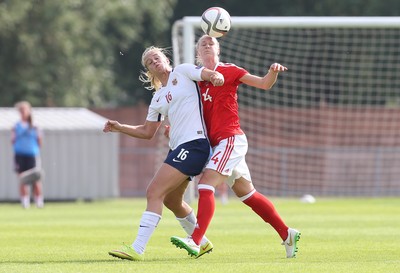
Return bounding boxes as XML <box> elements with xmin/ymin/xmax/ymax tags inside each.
<box><xmin>146</xmin><ymin>63</ymin><xmax>208</xmax><ymax>150</ymax></box>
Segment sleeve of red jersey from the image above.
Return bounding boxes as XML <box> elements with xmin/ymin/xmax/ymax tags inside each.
<box><xmin>232</xmin><ymin>64</ymin><xmax>248</xmax><ymax>86</ymax></box>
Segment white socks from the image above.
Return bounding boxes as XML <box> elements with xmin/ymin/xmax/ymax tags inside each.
<box><xmin>21</xmin><ymin>196</ymin><xmax>44</xmax><ymax>208</ymax></box>
<box><xmin>176</xmin><ymin>210</ymin><xmax>209</xmax><ymax>245</ymax></box>
<box><xmin>131</xmin><ymin>210</ymin><xmax>210</xmax><ymax>254</ymax></box>
<box><xmin>35</xmin><ymin>195</ymin><xmax>44</xmax><ymax>208</ymax></box>
<box><xmin>132</xmin><ymin>211</ymin><xmax>161</xmax><ymax>254</ymax></box>
<box><xmin>21</xmin><ymin>196</ymin><xmax>30</xmax><ymax>209</ymax></box>
<box><xmin>176</xmin><ymin>210</ymin><xmax>196</xmax><ymax>234</ymax></box>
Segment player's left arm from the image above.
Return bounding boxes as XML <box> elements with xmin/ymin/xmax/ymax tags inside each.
<box><xmin>201</xmin><ymin>68</ymin><xmax>224</xmax><ymax>86</ymax></box>
<box><xmin>240</xmin><ymin>63</ymin><xmax>287</xmax><ymax>90</ymax></box>
<box><xmin>37</xmin><ymin>129</ymin><xmax>43</xmax><ymax>147</ymax></box>
<box><xmin>178</xmin><ymin>63</ymin><xmax>224</xmax><ymax>86</ymax></box>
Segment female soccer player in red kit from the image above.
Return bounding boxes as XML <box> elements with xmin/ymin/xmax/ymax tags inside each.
<box><xmin>171</xmin><ymin>35</ymin><xmax>301</xmax><ymax>258</ymax></box>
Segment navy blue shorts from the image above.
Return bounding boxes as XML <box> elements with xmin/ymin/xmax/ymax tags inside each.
<box><xmin>14</xmin><ymin>154</ymin><xmax>36</xmax><ymax>174</ymax></box>
<box><xmin>165</xmin><ymin>138</ymin><xmax>211</xmax><ymax>177</ymax></box>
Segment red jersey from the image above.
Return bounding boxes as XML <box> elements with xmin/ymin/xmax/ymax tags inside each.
<box><xmin>199</xmin><ymin>62</ymin><xmax>248</xmax><ymax>147</ymax></box>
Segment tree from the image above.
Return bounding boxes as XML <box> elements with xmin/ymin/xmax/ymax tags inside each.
<box><xmin>171</xmin><ymin>0</ymin><xmax>400</xmax><ymax>19</ymax></box>
<box><xmin>0</xmin><ymin>0</ymin><xmax>177</xmax><ymax>107</ymax></box>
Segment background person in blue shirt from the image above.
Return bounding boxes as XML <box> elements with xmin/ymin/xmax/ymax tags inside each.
<box><xmin>12</xmin><ymin>101</ymin><xmax>44</xmax><ymax>208</ymax></box>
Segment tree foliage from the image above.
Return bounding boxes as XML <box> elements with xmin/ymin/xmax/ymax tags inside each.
<box><xmin>1</xmin><ymin>0</ymin><xmax>399</xmax><ymax>107</ymax></box>
<box><xmin>171</xmin><ymin>0</ymin><xmax>400</xmax><ymax>18</ymax></box>
<box><xmin>0</xmin><ymin>0</ymin><xmax>176</xmax><ymax>107</ymax></box>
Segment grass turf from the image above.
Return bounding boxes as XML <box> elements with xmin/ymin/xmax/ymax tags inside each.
<box><xmin>0</xmin><ymin>198</ymin><xmax>399</xmax><ymax>273</ymax></box>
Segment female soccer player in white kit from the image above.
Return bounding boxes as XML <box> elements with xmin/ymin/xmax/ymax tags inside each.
<box><xmin>171</xmin><ymin>35</ymin><xmax>301</xmax><ymax>258</ymax></box>
<box><xmin>104</xmin><ymin>46</ymin><xmax>224</xmax><ymax>261</ymax></box>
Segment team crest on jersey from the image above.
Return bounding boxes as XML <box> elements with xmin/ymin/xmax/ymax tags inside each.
<box><xmin>172</xmin><ymin>78</ymin><xmax>178</xmax><ymax>85</ymax></box>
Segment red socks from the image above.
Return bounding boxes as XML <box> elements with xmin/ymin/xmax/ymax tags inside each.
<box><xmin>242</xmin><ymin>191</ymin><xmax>289</xmax><ymax>240</ymax></box>
<box><xmin>192</xmin><ymin>187</ymin><xmax>288</xmax><ymax>244</ymax></box>
<box><xmin>191</xmin><ymin>186</ymin><xmax>215</xmax><ymax>245</ymax></box>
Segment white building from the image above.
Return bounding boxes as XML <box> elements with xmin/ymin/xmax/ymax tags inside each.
<box><xmin>0</xmin><ymin>108</ymin><xmax>119</xmax><ymax>201</ymax></box>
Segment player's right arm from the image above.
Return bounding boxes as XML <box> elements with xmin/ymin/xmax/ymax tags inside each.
<box><xmin>103</xmin><ymin>120</ymin><xmax>161</xmax><ymax>140</ymax></box>
<box><xmin>11</xmin><ymin>127</ymin><xmax>15</xmax><ymax>144</ymax></box>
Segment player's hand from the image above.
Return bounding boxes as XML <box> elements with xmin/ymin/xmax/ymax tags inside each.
<box><xmin>210</xmin><ymin>72</ymin><xmax>224</xmax><ymax>86</ymax></box>
<box><xmin>269</xmin><ymin>63</ymin><xmax>288</xmax><ymax>73</ymax></box>
<box><xmin>163</xmin><ymin>125</ymin><xmax>170</xmax><ymax>139</ymax></box>
<box><xmin>103</xmin><ymin>120</ymin><xmax>122</xmax><ymax>133</ymax></box>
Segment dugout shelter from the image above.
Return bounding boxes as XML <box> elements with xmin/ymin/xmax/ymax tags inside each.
<box><xmin>0</xmin><ymin>107</ymin><xmax>119</xmax><ymax>201</ymax></box>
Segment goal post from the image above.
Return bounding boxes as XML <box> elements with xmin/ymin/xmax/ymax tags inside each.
<box><xmin>173</xmin><ymin>16</ymin><xmax>400</xmax><ymax>65</ymax></box>
<box><xmin>171</xmin><ymin>17</ymin><xmax>400</xmax><ymax>198</ymax></box>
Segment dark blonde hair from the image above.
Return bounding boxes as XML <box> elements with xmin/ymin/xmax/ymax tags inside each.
<box><xmin>139</xmin><ymin>46</ymin><xmax>171</xmax><ymax>91</ymax></box>
<box><xmin>195</xmin><ymin>35</ymin><xmax>220</xmax><ymax>66</ymax></box>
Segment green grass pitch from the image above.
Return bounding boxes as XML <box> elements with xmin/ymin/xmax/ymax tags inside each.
<box><xmin>1</xmin><ymin>198</ymin><xmax>399</xmax><ymax>273</ymax></box>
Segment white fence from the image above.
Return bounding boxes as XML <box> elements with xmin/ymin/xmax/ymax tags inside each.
<box><xmin>0</xmin><ymin>108</ymin><xmax>119</xmax><ymax>201</ymax></box>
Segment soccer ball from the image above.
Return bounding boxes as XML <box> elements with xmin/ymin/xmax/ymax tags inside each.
<box><xmin>200</xmin><ymin>7</ymin><xmax>231</xmax><ymax>38</ymax></box>
<box><xmin>300</xmin><ymin>194</ymin><xmax>316</xmax><ymax>204</ymax></box>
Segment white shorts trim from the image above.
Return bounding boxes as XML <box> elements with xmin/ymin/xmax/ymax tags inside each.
<box><xmin>205</xmin><ymin>134</ymin><xmax>252</xmax><ymax>187</ymax></box>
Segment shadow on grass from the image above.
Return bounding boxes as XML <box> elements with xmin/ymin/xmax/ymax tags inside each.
<box><xmin>2</xmin><ymin>259</ymin><xmax>115</xmax><ymax>265</ymax></box>
<box><xmin>2</xmin><ymin>257</ymin><xmax>185</xmax><ymax>265</ymax></box>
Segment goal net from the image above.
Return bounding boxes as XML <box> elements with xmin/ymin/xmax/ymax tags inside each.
<box><xmin>171</xmin><ymin>17</ymin><xmax>400</xmax><ymax>197</ymax></box>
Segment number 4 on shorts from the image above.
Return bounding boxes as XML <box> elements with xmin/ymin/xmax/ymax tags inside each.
<box><xmin>211</xmin><ymin>151</ymin><xmax>221</xmax><ymax>165</ymax></box>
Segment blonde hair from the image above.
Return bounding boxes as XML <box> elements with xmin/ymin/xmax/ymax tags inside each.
<box><xmin>15</xmin><ymin>101</ymin><xmax>31</xmax><ymax>110</ymax></box>
<box><xmin>139</xmin><ymin>46</ymin><xmax>171</xmax><ymax>91</ymax></box>
<box><xmin>195</xmin><ymin>35</ymin><xmax>220</xmax><ymax>66</ymax></box>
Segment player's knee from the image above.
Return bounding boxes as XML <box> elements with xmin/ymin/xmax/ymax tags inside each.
<box><xmin>232</xmin><ymin>180</ymin><xmax>254</xmax><ymax>197</ymax></box>
<box><xmin>146</xmin><ymin>187</ymin><xmax>164</xmax><ymax>203</ymax></box>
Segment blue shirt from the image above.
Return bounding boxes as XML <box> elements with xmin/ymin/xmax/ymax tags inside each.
<box><xmin>13</xmin><ymin>122</ymin><xmax>40</xmax><ymax>156</ymax></box>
